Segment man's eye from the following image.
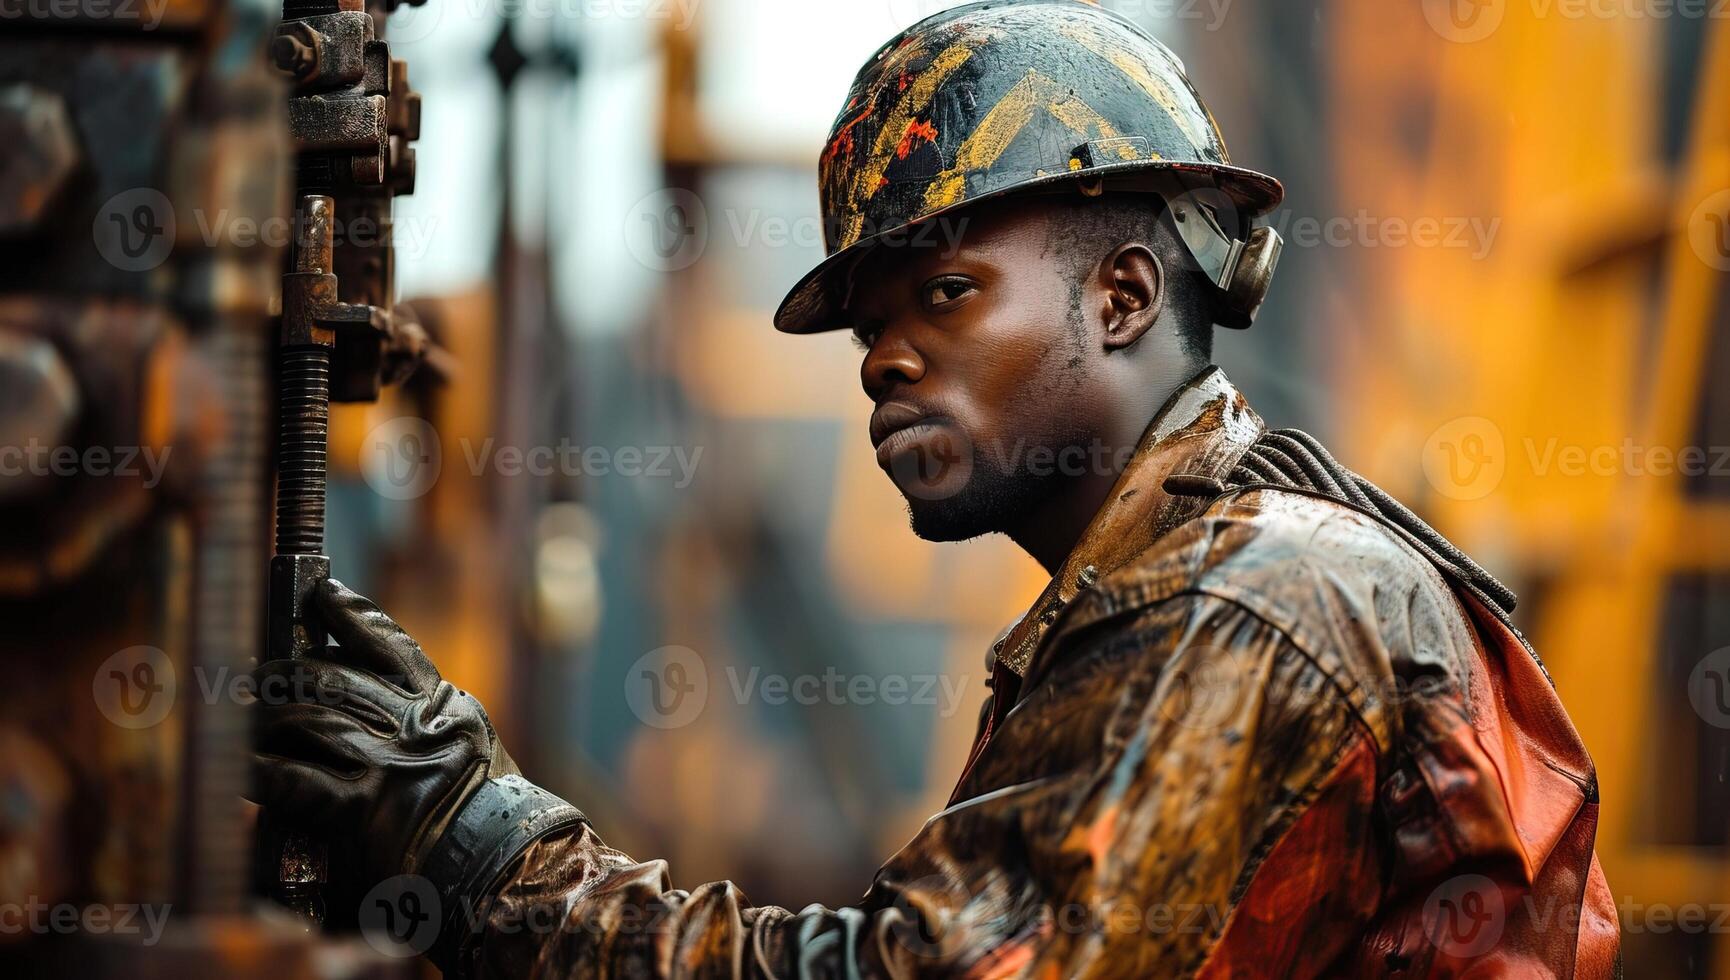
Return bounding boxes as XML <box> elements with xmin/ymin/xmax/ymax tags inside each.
<box><xmin>851</xmin><ymin>325</ymin><xmax>882</xmax><ymax>352</ymax></box>
<box><xmin>922</xmin><ymin>277</ymin><xmax>975</xmax><ymax>310</ymax></box>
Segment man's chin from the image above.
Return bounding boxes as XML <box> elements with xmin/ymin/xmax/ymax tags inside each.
<box><xmin>886</xmin><ymin>440</ymin><xmax>1060</xmax><ymax>542</ymax></box>
<box><xmin>905</xmin><ymin>498</ymin><xmax>998</xmax><ymax>542</ymax></box>
<box><xmin>900</xmin><ymin>474</ymin><xmax>1031</xmax><ymax>542</ymax></box>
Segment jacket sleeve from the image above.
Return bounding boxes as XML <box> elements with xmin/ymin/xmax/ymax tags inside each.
<box><xmin>429</xmin><ymin>593</ymin><xmax>1381</xmax><ymax>979</ymax></box>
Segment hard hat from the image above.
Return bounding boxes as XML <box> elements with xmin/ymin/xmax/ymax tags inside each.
<box><xmin>774</xmin><ymin>0</ymin><xmax>1284</xmax><ymax>334</ymax></box>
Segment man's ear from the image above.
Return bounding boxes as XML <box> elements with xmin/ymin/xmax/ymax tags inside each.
<box><xmin>1099</xmin><ymin>242</ymin><xmax>1163</xmax><ymax>351</ymax></box>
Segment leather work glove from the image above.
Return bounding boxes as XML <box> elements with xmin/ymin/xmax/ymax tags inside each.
<box><xmin>249</xmin><ymin>579</ymin><xmax>582</xmax><ymax>939</ymax></box>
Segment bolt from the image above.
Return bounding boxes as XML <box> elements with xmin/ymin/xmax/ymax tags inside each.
<box><xmin>271</xmin><ymin>25</ymin><xmax>322</xmax><ymax>82</ymax></box>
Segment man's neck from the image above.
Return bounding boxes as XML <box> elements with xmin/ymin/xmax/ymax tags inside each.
<box><xmin>1007</xmin><ymin>364</ymin><xmax>1206</xmax><ymax>574</ymax></box>
<box><xmin>1009</xmin><ymin>464</ymin><xmax>1125</xmax><ymax>575</ymax></box>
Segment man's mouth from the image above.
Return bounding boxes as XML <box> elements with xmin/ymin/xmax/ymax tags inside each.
<box><xmin>870</xmin><ymin>401</ymin><xmax>951</xmax><ymax>468</ymax></box>
<box><xmin>875</xmin><ymin>421</ymin><xmax>955</xmax><ymax>470</ymax></box>
<box><xmin>869</xmin><ymin>401</ymin><xmax>927</xmax><ymax>446</ymax></box>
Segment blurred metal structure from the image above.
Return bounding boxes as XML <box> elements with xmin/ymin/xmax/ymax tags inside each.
<box><xmin>486</xmin><ymin>18</ymin><xmax>581</xmax><ymax>778</ymax></box>
<box><xmin>0</xmin><ymin>0</ymin><xmax>285</xmax><ymax>932</ymax></box>
<box><xmin>0</xmin><ymin>0</ymin><xmax>415</xmax><ymax>973</ymax></box>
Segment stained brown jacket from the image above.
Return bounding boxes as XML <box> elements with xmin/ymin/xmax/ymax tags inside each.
<box><xmin>446</xmin><ymin>369</ymin><xmax>1620</xmax><ymax>978</ymax></box>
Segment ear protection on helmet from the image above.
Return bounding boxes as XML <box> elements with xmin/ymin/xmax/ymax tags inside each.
<box><xmin>1165</xmin><ymin>194</ymin><xmax>1283</xmax><ymax>330</ymax></box>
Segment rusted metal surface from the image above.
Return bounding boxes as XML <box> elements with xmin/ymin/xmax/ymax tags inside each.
<box><xmin>0</xmin><ymin>298</ymin><xmax>202</xmax><ymax>592</ymax></box>
<box><xmin>0</xmin><ymin>0</ymin><xmax>401</xmax><ymax>974</ymax></box>
<box><xmin>0</xmin><ymin>0</ymin><xmax>279</xmax><ymax>931</ymax></box>
<box><xmin>263</xmin><ymin>0</ymin><xmax>429</xmax><ymax>925</ymax></box>
<box><xmin>275</xmin><ymin>0</ymin><xmax>425</xmax><ymax>403</ymax></box>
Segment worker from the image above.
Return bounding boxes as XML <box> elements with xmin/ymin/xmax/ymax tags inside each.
<box><xmin>252</xmin><ymin>2</ymin><xmax>1620</xmax><ymax>975</ymax></box>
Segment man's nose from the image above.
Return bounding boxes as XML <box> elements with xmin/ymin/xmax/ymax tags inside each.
<box><xmin>861</xmin><ymin>324</ymin><xmax>926</xmax><ymax>401</ymax></box>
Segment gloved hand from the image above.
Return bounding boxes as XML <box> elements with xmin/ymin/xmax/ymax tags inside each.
<box><xmin>249</xmin><ymin>578</ymin><xmax>518</xmax><ymax>886</ymax></box>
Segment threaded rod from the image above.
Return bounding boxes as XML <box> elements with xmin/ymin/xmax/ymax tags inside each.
<box><xmin>275</xmin><ymin>345</ymin><xmax>330</xmax><ymax>555</ymax></box>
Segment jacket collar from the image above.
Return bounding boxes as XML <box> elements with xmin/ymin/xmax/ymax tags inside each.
<box><xmin>992</xmin><ymin>366</ymin><xmax>1264</xmax><ymax>676</ymax></box>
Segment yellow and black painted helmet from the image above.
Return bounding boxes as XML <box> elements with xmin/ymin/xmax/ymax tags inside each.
<box><xmin>775</xmin><ymin>0</ymin><xmax>1285</xmax><ymax>334</ymax></box>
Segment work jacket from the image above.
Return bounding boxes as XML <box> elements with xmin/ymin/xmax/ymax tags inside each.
<box><xmin>442</xmin><ymin>368</ymin><xmax>1621</xmax><ymax>978</ymax></box>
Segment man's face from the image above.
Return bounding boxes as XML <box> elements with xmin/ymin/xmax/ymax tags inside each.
<box><xmin>847</xmin><ymin>199</ymin><xmax>1108</xmax><ymax>541</ymax></box>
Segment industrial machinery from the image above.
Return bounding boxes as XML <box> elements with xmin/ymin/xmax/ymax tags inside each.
<box><xmin>0</xmin><ymin>0</ymin><xmax>428</xmax><ymax>972</ymax></box>
<box><xmin>262</xmin><ymin>0</ymin><xmax>430</xmax><ymax>926</ymax></box>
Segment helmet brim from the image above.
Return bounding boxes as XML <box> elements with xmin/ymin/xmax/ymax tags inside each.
<box><xmin>773</xmin><ymin>162</ymin><xmax>1284</xmax><ymax>334</ymax></box>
